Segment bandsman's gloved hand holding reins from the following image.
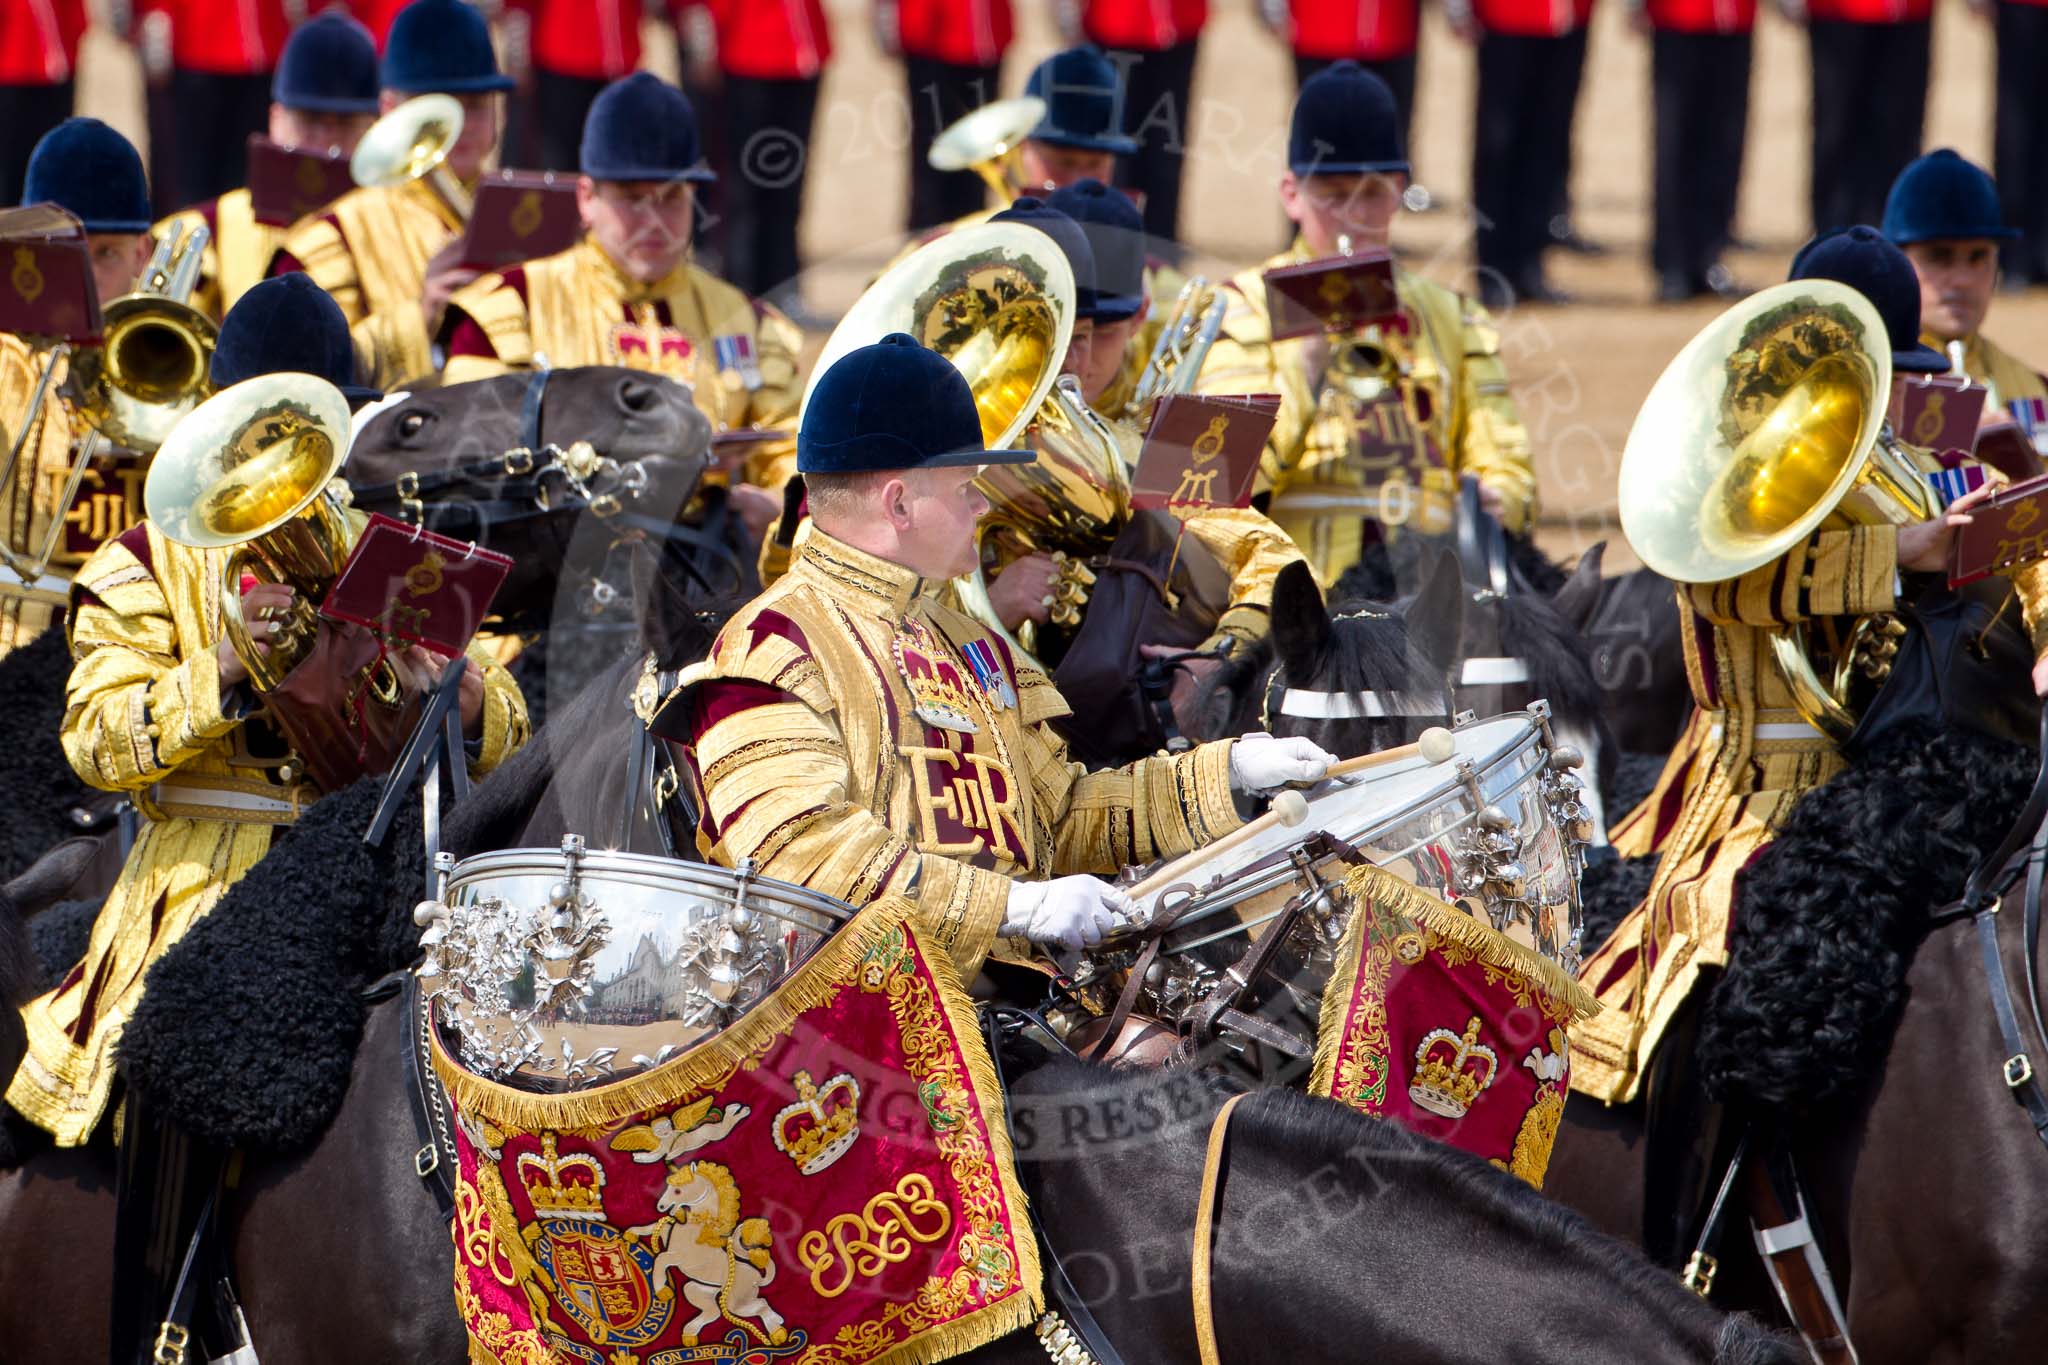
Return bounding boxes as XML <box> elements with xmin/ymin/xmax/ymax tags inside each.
<box><xmin>1002</xmin><ymin>876</ymin><xmax>1141</xmax><ymax>952</ymax></box>
<box><xmin>1228</xmin><ymin>733</ymin><xmax>1338</xmax><ymax>794</ymax></box>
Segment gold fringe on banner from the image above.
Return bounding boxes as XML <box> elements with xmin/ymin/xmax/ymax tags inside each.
<box><xmin>430</xmin><ymin>893</ymin><xmax>1046</xmax><ymax>1365</ymax></box>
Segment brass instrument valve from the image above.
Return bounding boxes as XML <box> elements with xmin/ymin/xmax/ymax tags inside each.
<box><xmin>1046</xmin><ymin>551</ymin><xmax>1097</xmax><ymax>628</ymax></box>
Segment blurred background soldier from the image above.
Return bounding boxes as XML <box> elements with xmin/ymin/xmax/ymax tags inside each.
<box><xmin>156</xmin><ymin>12</ymin><xmax>381</xmax><ymax>322</ymax></box>
<box><xmin>1065</xmin><ymin>0</ymin><xmax>1206</xmax><ymax>252</ymax></box>
<box><xmin>887</xmin><ymin>0</ymin><xmax>1015</xmax><ymax>232</ymax></box>
<box><xmin>1642</xmin><ymin>0</ymin><xmax>1754</xmax><ymax>300</ymax></box>
<box><xmin>0</xmin><ymin>0</ymin><xmax>86</xmax><ymax>208</ymax></box>
<box><xmin>272</xmin><ymin>0</ymin><xmax>512</xmax><ymax>387</ymax></box>
<box><xmin>1803</xmin><ymin>0</ymin><xmax>1931</xmax><ymax>233</ymax></box>
<box><xmin>1990</xmin><ymin>0</ymin><xmax>2048</xmax><ymax>287</ymax></box>
<box><xmin>1456</xmin><ymin>0</ymin><xmax>1596</xmax><ymax>306</ymax></box>
<box><xmin>500</xmin><ymin>0</ymin><xmax>645</xmax><ymax>174</ymax></box>
<box><xmin>684</xmin><ymin>0</ymin><xmax>831</xmax><ymax>313</ymax></box>
<box><xmin>131</xmin><ymin>0</ymin><xmax>293</xmax><ymax>211</ymax></box>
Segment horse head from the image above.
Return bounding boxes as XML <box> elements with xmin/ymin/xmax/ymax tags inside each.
<box><xmin>346</xmin><ymin>368</ymin><xmax>716</xmax><ymax>633</ymax></box>
<box><xmin>1196</xmin><ymin>559</ymin><xmax>1457</xmax><ymax>757</ymax></box>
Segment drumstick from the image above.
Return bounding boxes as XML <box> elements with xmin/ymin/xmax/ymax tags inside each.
<box><xmin>1326</xmin><ymin>725</ymin><xmax>1457</xmax><ymax>780</ymax></box>
<box><xmin>1126</xmin><ymin>789</ymin><xmax>1311</xmax><ymax>903</ymax></box>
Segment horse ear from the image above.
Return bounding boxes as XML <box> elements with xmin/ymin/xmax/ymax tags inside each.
<box><xmin>1552</xmin><ymin>542</ymin><xmax>1606</xmax><ymax>633</ymax></box>
<box><xmin>1271</xmin><ymin>560</ymin><xmax>1333</xmax><ymax>675</ymax></box>
<box><xmin>1405</xmin><ymin>544</ymin><xmax>1466</xmax><ymax>673</ymax></box>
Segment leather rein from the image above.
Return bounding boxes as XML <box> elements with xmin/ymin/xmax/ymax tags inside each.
<box><xmin>1932</xmin><ymin>703</ymin><xmax>2048</xmax><ymax>1149</ymax></box>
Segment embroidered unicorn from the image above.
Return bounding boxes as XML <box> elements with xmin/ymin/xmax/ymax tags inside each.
<box><xmin>626</xmin><ymin>1160</ymin><xmax>786</xmax><ymax>1347</ymax></box>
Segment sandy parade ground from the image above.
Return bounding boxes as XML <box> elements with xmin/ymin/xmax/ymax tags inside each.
<box><xmin>69</xmin><ymin>0</ymin><xmax>2048</xmax><ymax>571</ymax></box>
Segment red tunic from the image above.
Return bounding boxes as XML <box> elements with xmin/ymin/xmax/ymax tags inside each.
<box><xmin>138</xmin><ymin>0</ymin><xmax>293</xmax><ymax>73</ymax></box>
<box><xmin>339</xmin><ymin>0</ymin><xmax>410</xmax><ymax>49</ymax></box>
<box><xmin>1286</xmin><ymin>0</ymin><xmax>1420</xmax><ymax>61</ymax></box>
<box><xmin>503</xmin><ymin>0</ymin><xmax>641</xmax><ymax>79</ymax></box>
<box><xmin>893</xmin><ymin>0</ymin><xmax>1013</xmax><ymax>64</ymax></box>
<box><xmin>681</xmin><ymin>0</ymin><xmax>832</xmax><ymax>80</ymax></box>
<box><xmin>0</xmin><ymin>0</ymin><xmax>87</xmax><ymax>84</ymax></box>
<box><xmin>1803</xmin><ymin>0</ymin><xmax>1932</xmax><ymax>21</ymax></box>
<box><xmin>1081</xmin><ymin>0</ymin><xmax>1208</xmax><ymax>49</ymax></box>
<box><xmin>1471</xmin><ymin>0</ymin><xmax>1595</xmax><ymax>37</ymax></box>
<box><xmin>1644</xmin><ymin>0</ymin><xmax>1756</xmax><ymax>32</ymax></box>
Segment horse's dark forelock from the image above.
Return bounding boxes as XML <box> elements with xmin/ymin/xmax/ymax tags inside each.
<box><xmin>1493</xmin><ymin>590</ymin><xmax>1607</xmax><ymax>723</ymax></box>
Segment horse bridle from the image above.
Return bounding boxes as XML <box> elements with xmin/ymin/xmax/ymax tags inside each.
<box><xmin>1935</xmin><ymin>704</ymin><xmax>2048</xmax><ymax>1150</ymax></box>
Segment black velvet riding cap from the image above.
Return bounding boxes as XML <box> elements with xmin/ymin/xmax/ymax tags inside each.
<box><xmin>990</xmin><ymin>196</ymin><xmax>1101</xmax><ymax>318</ymax></box>
<box><xmin>272</xmin><ymin>12</ymin><xmax>379</xmax><ymax>115</ymax></box>
<box><xmin>381</xmin><ymin>0</ymin><xmax>514</xmax><ymax>95</ymax></box>
<box><xmin>580</xmin><ymin>73</ymin><xmax>716</xmax><ymax>184</ymax></box>
<box><xmin>210</xmin><ymin>273</ymin><xmax>382</xmax><ymax>407</ymax></box>
<box><xmin>1789</xmin><ymin>225</ymin><xmax>1948</xmax><ymax>374</ymax></box>
<box><xmin>1023</xmin><ymin>47</ymin><xmax>1138</xmax><ymax>156</ymax></box>
<box><xmin>1288</xmin><ymin>60</ymin><xmax>1409</xmax><ymax>178</ymax></box>
<box><xmin>21</xmin><ymin>118</ymin><xmax>150</xmax><ymax>234</ymax></box>
<box><xmin>798</xmin><ymin>334</ymin><xmax>1032</xmax><ymax>475</ymax></box>
<box><xmin>1045</xmin><ymin>178</ymin><xmax>1145</xmax><ymax>321</ymax></box>
<box><xmin>1883</xmin><ymin>149</ymin><xmax>2018</xmax><ymax>247</ymax></box>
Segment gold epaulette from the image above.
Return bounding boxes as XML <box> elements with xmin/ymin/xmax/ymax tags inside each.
<box><xmin>680</xmin><ymin>599</ymin><xmax>835</xmax><ymax>715</ymax></box>
<box><xmin>280</xmin><ymin>203</ymin><xmax>357</xmax><ymax>307</ymax></box>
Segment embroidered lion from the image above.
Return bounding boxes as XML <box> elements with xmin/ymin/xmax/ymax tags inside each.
<box><xmin>627</xmin><ymin>1160</ymin><xmax>786</xmax><ymax>1347</ymax></box>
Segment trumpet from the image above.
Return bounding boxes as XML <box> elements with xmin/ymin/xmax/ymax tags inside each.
<box><xmin>802</xmin><ymin>221</ymin><xmax>1131</xmax><ymax>667</ymax></box>
<box><xmin>0</xmin><ymin>219</ymin><xmax>216</xmax><ymax>592</ymax></box>
<box><xmin>1125</xmin><ymin>276</ymin><xmax>1227</xmax><ymax>421</ymax></box>
<box><xmin>351</xmin><ymin>93</ymin><xmax>472</xmax><ymax>220</ymax></box>
<box><xmin>926</xmin><ymin>96</ymin><xmax>1047</xmax><ymax>204</ymax></box>
<box><xmin>1618</xmin><ymin>279</ymin><xmax>1936</xmax><ymax>739</ymax></box>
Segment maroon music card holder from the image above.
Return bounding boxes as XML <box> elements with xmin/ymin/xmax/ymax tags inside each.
<box><xmin>0</xmin><ymin>205</ymin><xmax>100</xmax><ymax>343</ymax></box>
<box><xmin>457</xmin><ymin>170</ymin><xmax>582</xmax><ymax>271</ymax></box>
<box><xmin>1130</xmin><ymin>392</ymin><xmax>1278</xmax><ymax>516</ymax></box>
<box><xmin>246</xmin><ymin>135</ymin><xmax>356</xmax><ymax>227</ymax></box>
<box><xmin>1261</xmin><ymin>248</ymin><xmax>1400</xmax><ymax>341</ymax></box>
<box><xmin>321</xmin><ymin>513</ymin><xmax>513</xmax><ymax>655</ymax></box>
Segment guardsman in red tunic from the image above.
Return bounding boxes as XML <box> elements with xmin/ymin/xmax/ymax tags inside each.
<box><xmin>154</xmin><ymin>13</ymin><xmax>382</xmax><ymax>322</ymax></box>
<box><xmin>1067</xmin><ymin>0</ymin><xmax>1206</xmax><ymax>250</ymax></box>
<box><xmin>0</xmin><ymin>0</ymin><xmax>87</xmax><ymax>206</ymax></box>
<box><xmin>341</xmin><ymin>0</ymin><xmax>413</xmax><ymax>47</ymax></box>
<box><xmin>499</xmin><ymin>0</ymin><xmax>644</xmax><ymax>172</ymax></box>
<box><xmin>1270</xmin><ymin>0</ymin><xmax>1422</xmax><ymax>145</ymax></box>
<box><xmin>1454</xmin><ymin>0</ymin><xmax>1596</xmax><ymax>307</ymax></box>
<box><xmin>885</xmin><ymin>0</ymin><xmax>1016</xmax><ymax>230</ymax></box>
<box><xmin>134</xmin><ymin>0</ymin><xmax>295</xmax><ymax>207</ymax></box>
<box><xmin>1801</xmin><ymin>0</ymin><xmax>1931</xmax><ymax>232</ymax></box>
<box><xmin>1643</xmin><ymin>0</ymin><xmax>1754</xmax><ymax>300</ymax></box>
<box><xmin>678</xmin><ymin>0</ymin><xmax>832</xmax><ymax>308</ymax></box>
<box><xmin>270</xmin><ymin>0</ymin><xmax>513</xmax><ymax>388</ymax></box>
<box><xmin>1992</xmin><ymin>0</ymin><xmax>2048</xmax><ymax>286</ymax></box>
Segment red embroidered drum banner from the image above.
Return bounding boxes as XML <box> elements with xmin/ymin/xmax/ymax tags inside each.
<box><xmin>431</xmin><ymin>897</ymin><xmax>1041</xmax><ymax>1365</ymax></box>
<box><xmin>1309</xmin><ymin>865</ymin><xmax>1601</xmax><ymax>1188</ymax></box>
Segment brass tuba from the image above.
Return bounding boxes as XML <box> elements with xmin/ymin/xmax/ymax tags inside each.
<box><xmin>351</xmin><ymin>93</ymin><xmax>472</xmax><ymax>219</ymax></box>
<box><xmin>926</xmin><ymin>96</ymin><xmax>1048</xmax><ymax>204</ymax></box>
<box><xmin>1618</xmin><ymin>279</ymin><xmax>1937</xmax><ymax>739</ymax></box>
<box><xmin>144</xmin><ymin>373</ymin><xmax>358</xmax><ymax>694</ymax></box>
<box><xmin>801</xmin><ymin>221</ymin><xmax>1131</xmax><ymax>666</ymax></box>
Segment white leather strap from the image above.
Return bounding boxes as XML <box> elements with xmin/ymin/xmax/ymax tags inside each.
<box><xmin>1274</xmin><ymin>688</ymin><xmax>1447</xmax><ymax>720</ymax></box>
<box><xmin>1458</xmin><ymin>656</ymin><xmax>1530</xmax><ymax>686</ymax></box>
<box><xmin>1753</xmin><ymin>721</ymin><xmax>1827</xmax><ymax>742</ymax></box>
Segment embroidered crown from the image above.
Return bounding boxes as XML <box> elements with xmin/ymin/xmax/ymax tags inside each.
<box><xmin>1407</xmin><ymin>1016</ymin><xmax>1500</xmax><ymax>1121</ymax></box>
<box><xmin>517</xmin><ymin>1133</ymin><xmax>607</xmax><ymax>1220</ymax></box>
<box><xmin>773</xmin><ymin>1069</ymin><xmax>862</xmax><ymax>1175</ymax></box>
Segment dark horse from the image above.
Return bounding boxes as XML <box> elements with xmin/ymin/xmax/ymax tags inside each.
<box><xmin>1543</xmin><ymin>727</ymin><xmax>2048</xmax><ymax>1363</ymax></box>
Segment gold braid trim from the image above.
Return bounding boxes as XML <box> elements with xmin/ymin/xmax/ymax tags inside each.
<box><xmin>702</xmin><ymin>733</ymin><xmax>846</xmax><ymax>789</ymax></box>
<box><xmin>1327</xmin><ymin>863</ymin><xmax>1597</xmax><ymax>1023</ymax></box>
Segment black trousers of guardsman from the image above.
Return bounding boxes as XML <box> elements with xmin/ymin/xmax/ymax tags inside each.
<box><xmin>1806</xmin><ymin>17</ymin><xmax>1929</xmax><ymax>233</ymax></box>
<box><xmin>0</xmin><ymin>81</ymin><xmax>72</xmax><ymax>208</ymax></box>
<box><xmin>904</xmin><ymin>53</ymin><xmax>1003</xmax><ymax>231</ymax></box>
<box><xmin>1472</xmin><ymin>28</ymin><xmax>1589</xmax><ymax>301</ymax></box>
<box><xmin>1104</xmin><ymin>39</ymin><xmax>1201</xmax><ymax>255</ymax></box>
<box><xmin>1996</xmin><ymin>0</ymin><xmax>2048</xmax><ymax>283</ymax></box>
<box><xmin>1651</xmin><ymin>27</ymin><xmax>1752</xmax><ymax>289</ymax></box>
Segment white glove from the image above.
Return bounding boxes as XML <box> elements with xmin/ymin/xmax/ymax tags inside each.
<box><xmin>1000</xmin><ymin>876</ymin><xmax>1137</xmax><ymax>952</ymax></box>
<box><xmin>1229</xmin><ymin>733</ymin><xmax>1337</xmax><ymax>795</ymax></box>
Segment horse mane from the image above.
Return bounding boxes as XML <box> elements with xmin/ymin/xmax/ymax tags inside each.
<box><xmin>1494</xmin><ymin>590</ymin><xmax>1605</xmax><ymax>723</ymax></box>
<box><xmin>680</xmin><ymin>1160</ymin><xmax>742</xmax><ymax>1246</ymax></box>
<box><xmin>1701</xmin><ymin>724</ymin><xmax>2037</xmax><ymax>1112</ymax></box>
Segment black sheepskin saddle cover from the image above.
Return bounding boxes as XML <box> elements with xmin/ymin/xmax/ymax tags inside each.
<box><xmin>0</xmin><ymin>630</ymin><xmax>98</xmax><ymax>881</ymax></box>
<box><xmin>1697</xmin><ymin>725</ymin><xmax>2038</xmax><ymax>1114</ymax></box>
<box><xmin>111</xmin><ymin>778</ymin><xmax>428</xmax><ymax>1153</ymax></box>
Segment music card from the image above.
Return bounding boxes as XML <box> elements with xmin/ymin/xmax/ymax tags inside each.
<box><xmin>246</xmin><ymin>136</ymin><xmax>355</xmax><ymax>227</ymax></box>
<box><xmin>0</xmin><ymin>205</ymin><xmax>98</xmax><ymax>343</ymax></box>
<box><xmin>1261</xmin><ymin>248</ymin><xmax>1400</xmax><ymax>340</ymax></box>
<box><xmin>321</xmin><ymin>513</ymin><xmax>512</xmax><ymax>654</ymax></box>
<box><xmin>1130</xmin><ymin>392</ymin><xmax>1277</xmax><ymax>516</ymax></box>
<box><xmin>457</xmin><ymin>170</ymin><xmax>582</xmax><ymax>271</ymax></box>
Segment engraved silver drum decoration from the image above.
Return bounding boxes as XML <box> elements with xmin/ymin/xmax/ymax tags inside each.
<box><xmin>1089</xmin><ymin>707</ymin><xmax>1592</xmax><ymax>1036</ymax></box>
<box><xmin>416</xmin><ymin>836</ymin><xmax>853</xmax><ymax>1090</ymax></box>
